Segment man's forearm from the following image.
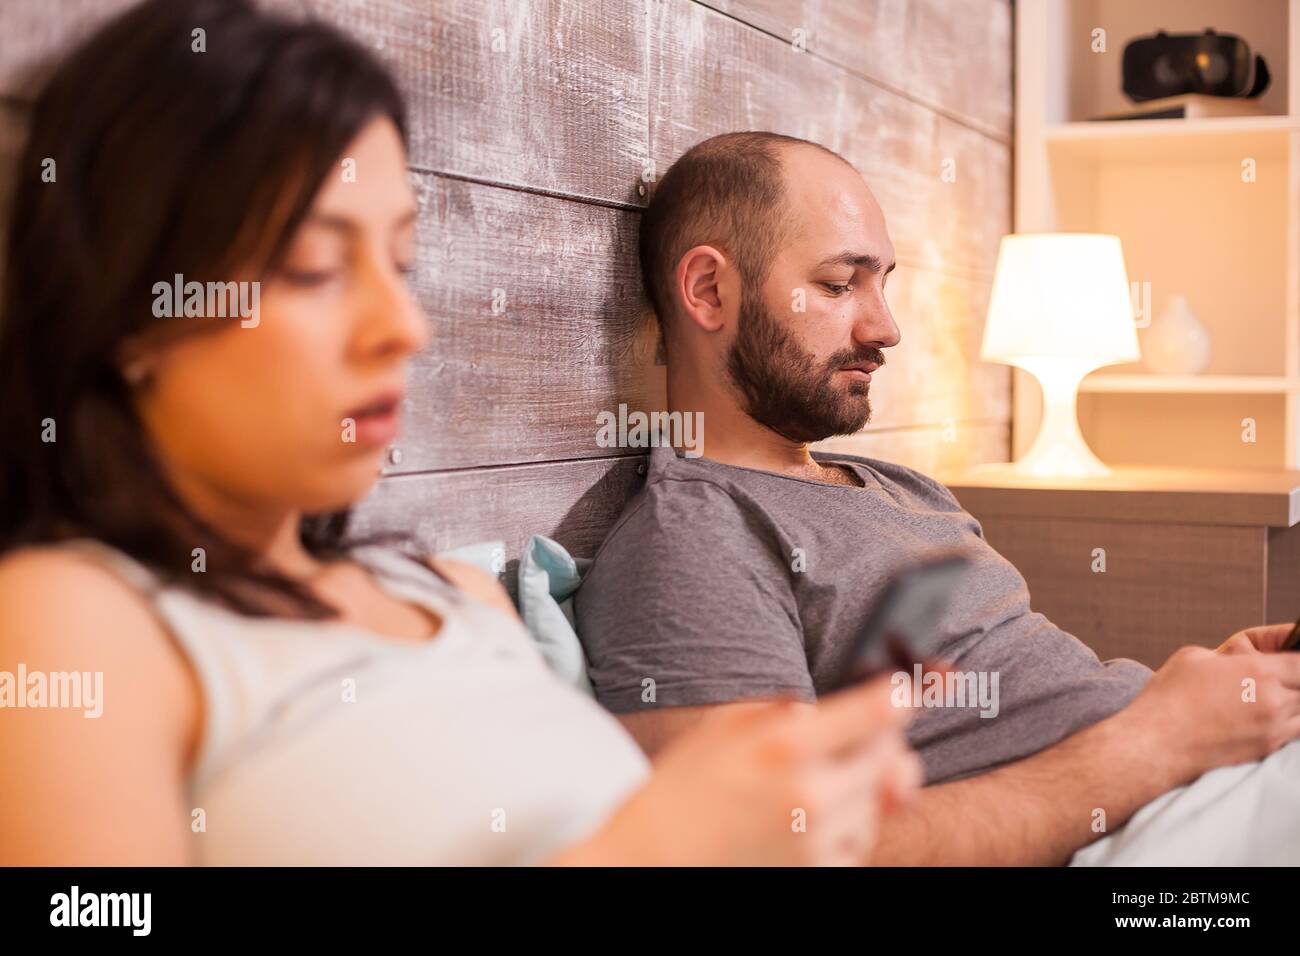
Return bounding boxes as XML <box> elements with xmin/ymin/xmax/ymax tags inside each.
<box><xmin>870</xmin><ymin>704</ymin><xmax>1195</xmax><ymax>866</ymax></box>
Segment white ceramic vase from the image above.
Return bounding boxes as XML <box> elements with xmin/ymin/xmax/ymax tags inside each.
<box><xmin>1142</xmin><ymin>295</ymin><xmax>1211</xmax><ymax>375</ymax></box>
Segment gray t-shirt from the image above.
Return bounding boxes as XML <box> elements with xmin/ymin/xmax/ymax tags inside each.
<box><xmin>574</xmin><ymin>446</ymin><xmax>1153</xmax><ymax>784</ymax></box>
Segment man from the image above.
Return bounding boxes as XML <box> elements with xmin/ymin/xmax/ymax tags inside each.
<box><xmin>575</xmin><ymin>131</ymin><xmax>1300</xmax><ymax>865</ymax></box>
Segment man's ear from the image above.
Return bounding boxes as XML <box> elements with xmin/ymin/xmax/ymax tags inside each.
<box><xmin>675</xmin><ymin>244</ymin><xmax>731</xmax><ymax>334</ymax></box>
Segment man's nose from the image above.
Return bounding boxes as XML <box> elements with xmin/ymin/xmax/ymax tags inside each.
<box><xmin>855</xmin><ymin>293</ymin><xmax>901</xmax><ymax>350</ymax></box>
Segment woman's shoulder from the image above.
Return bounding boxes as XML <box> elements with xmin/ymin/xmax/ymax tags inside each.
<box><xmin>0</xmin><ymin>541</ymin><xmax>182</xmax><ymax>674</ymax></box>
<box><xmin>0</xmin><ymin>541</ymin><xmax>151</xmax><ymax>609</ymax></box>
<box><xmin>0</xmin><ymin>542</ymin><xmax>201</xmax><ymax>863</ymax></box>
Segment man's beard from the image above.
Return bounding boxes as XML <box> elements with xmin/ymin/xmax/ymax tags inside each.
<box><xmin>726</xmin><ymin>286</ymin><xmax>885</xmax><ymax>444</ymax></box>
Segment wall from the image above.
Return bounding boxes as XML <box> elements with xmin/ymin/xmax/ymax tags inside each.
<box><xmin>0</xmin><ymin>0</ymin><xmax>1013</xmax><ymax>559</ymax></box>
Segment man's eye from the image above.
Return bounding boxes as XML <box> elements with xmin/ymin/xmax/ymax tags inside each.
<box><xmin>823</xmin><ymin>283</ymin><xmax>852</xmax><ymax>296</ymax></box>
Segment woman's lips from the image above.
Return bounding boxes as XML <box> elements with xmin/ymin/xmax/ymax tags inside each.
<box><xmin>346</xmin><ymin>393</ymin><xmax>403</xmax><ymax>448</ymax></box>
<box><xmin>352</xmin><ymin>406</ymin><xmax>400</xmax><ymax>447</ymax></box>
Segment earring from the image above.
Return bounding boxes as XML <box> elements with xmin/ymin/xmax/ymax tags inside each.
<box><xmin>123</xmin><ymin>359</ymin><xmax>150</xmax><ymax>387</ymax></box>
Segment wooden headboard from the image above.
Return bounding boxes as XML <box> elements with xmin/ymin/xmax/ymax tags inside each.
<box><xmin>0</xmin><ymin>0</ymin><xmax>1014</xmax><ymax>563</ymax></box>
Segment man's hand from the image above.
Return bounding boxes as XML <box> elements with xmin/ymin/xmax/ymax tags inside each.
<box><xmin>871</xmin><ymin>633</ymin><xmax>1300</xmax><ymax>866</ymax></box>
<box><xmin>1128</xmin><ymin>637</ymin><xmax>1300</xmax><ymax>778</ymax></box>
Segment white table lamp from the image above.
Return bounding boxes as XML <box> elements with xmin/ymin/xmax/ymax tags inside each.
<box><xmin>980</xmin><ymin>233</ymin><xmax>1140</xmax><ymax>478</ymax></box>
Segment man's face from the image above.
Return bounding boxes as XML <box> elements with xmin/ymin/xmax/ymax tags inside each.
<box><xmin>727</xmin><ymin>147</ymin><xmax>900</xmax><ymax>443</ymax></box>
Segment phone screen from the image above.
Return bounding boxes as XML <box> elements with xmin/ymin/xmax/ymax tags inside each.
<box><xmin>1283</xmin><ymin>615</ymin><xmax>1300</xmax><ymax>651</ymax></box>
<box><xmin>832</xmin><ymin>553</ymin><xmax>971</xmax><ymax>689</ymax></box>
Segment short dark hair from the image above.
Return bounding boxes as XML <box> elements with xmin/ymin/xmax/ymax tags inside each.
<box><xmin>638</xmin><ymin>131</ymin><xmax>849</xmax><ymax>336</ymax></box>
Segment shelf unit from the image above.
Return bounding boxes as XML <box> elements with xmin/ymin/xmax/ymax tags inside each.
<box><xmin>1079</xmin><ymin>373</ymin><xmax>1300</xmax><ymax>393</ymax></box>
<box><xmin>1014</xmin><ymin>0</ymin><xmax>1300</xmax><ymax>469</ymax></box>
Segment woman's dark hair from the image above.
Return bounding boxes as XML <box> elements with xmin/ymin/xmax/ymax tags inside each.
<box><xmin>0</xmin><ymin>0</ymin><xmax>408</xmax><ymax>616</ymax></box>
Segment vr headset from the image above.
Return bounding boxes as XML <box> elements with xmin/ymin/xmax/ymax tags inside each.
<box><xmin>1122</xmin><ymin>28</ymin><xmax>1271</xmax><ymax>101</ymax></box>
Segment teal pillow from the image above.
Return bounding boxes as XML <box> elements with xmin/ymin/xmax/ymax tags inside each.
<box><xmin>515</xmin><ymin>535</ymin><xmax>594</xmax><ymax>694</ymax></box>
<box><xmin>437</xmin><ymin>539</ymin><xmax>506</xmax><ymax>578</ymax></box>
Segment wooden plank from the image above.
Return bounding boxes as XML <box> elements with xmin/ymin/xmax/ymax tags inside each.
<box><xmin>1</xmin><ymin>0</ymin><xmax>650</xmax><ymax>207</ymax></box>
<box><xmin>397</xmin><ymin>170</ymin><xmax>661</xmax><ymax>473</ymax></box>
<box><xmin>356</xmin><ymin>422</ymin><xmax>1008</xmax><ymax>565</ymax></box>
<box><xmin>351</xmin><ymin>454</ymin><xmax>646</xmax><ymax>561</ymax></box>
<box><xmin>649</xmin><ymin>0</ymin><xmax>1010</xmax><ymax>278</ymax></box>
<box><xmin>694</xmin><ymin>0</ymin><xmax>1013</xmax><ymax>138</ymax></box>
<box><xmin>866</xmin><ymin>268</ymin><xmax>1008</xmax><ymax>430</ymax></box>
<box><xmin>970</xmin><ymin>516</ymin><xmax>1266</xmax><ymax>668</ymax></box>
<box><xmin>294</xmin><ymin>0</ymin><xmax>648</xmax><ymax>205</ymax></box>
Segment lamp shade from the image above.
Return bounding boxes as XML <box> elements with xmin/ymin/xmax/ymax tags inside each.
<box><xmin>980</xmin><ymin>233</ymin><xmax>1140</xmax><ymax>366</ymax></box>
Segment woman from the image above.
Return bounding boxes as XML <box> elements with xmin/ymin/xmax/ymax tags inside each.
<box><xmin>0</xmin><ymin>0</ymin><xmax>919</xmax><ymax>865</ymax></box>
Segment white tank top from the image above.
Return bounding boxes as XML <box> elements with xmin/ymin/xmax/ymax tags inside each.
<box><xmin>62</xmin><ymin>539</ymin><xmax>650</xmax><ymax>865</ymax></box>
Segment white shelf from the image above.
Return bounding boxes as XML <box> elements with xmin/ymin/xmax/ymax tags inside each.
<box><xmin>1047</xmin><ymin>116</ymin><xmax>1296</xmax><ymax>162</ymax></box>
<box><xmin>1017</xmin><ymin>0</ymin><xmax>1300</xmax><ymax>468</ymax></box>
<box><xmin>1080</xmin><ymin>373</ymin><xmax>1300</xmax><ymax>394</ymax></box>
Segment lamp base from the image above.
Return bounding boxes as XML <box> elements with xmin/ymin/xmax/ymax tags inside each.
<box><xmin>1001</xmin><ymin>359</ymin><xmax>1112</xmax><ymax>479</ymax></box>
<box><xmin>1000</xmin><ymin>434</ymin><xmax>1111</xmax><ymax>479</ymax></box>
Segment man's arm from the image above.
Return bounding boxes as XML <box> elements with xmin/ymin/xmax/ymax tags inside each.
<box><xmin>869</xmin><ymin>703</ymin><xmax>1175</xmax><ymax>866</ymax></box>
<box><xmin>618</xmin><ymin>697</ymin><xmax>1176</xmax><ymax>864</ymax></box>
<box><xmin>620</xmin><ymin>632</ymin><xmax>1300</xmax><ymax>865</ymax></box>
<box><xmin>878</xmin><ymin>622</ymin><xmax>1300</xmax><ymax>866</ymax></box>
<box><xmin>577</xmin><ymin>480</ymin><xmax>816</xmax><ymax>715</ymax></box>
<box><xmin>622</xmin><ymin>694</ymin><xmax>1190</xmax><ymax>865</ymax></box>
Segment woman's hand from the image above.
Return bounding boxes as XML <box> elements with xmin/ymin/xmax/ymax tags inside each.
<box><xmin>555</xmin><ymin>675</ymin><xmax>921</xmax><ymax>866</ymax></box>
<box><xmin>1216</xmin><ymin>622</ymin><xmax>1296</xmax><ymax>655</ymax></box>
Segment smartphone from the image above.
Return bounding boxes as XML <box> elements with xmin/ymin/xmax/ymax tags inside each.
<box><xmin>828</xmin><ymin>552</ymin><xmax>972</xmax><ymax>691</ymax></box>
<box><xmin>1282</xmin><ymin>614</ymin><xmax>1300</xmax><ymax>651</ymax></box>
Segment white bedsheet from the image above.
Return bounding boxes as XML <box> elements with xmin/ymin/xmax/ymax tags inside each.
<box><xmin>1070</xmin><ymin>739</ymin><xmax>1300</xmax><ymax>866</ymax></box>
